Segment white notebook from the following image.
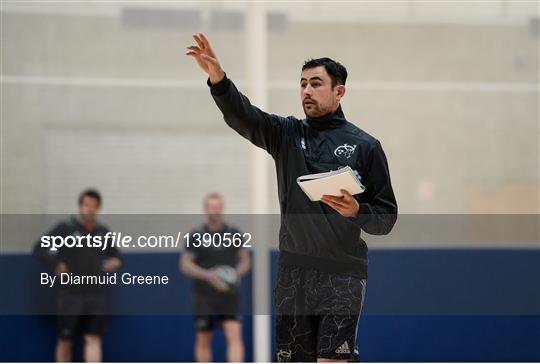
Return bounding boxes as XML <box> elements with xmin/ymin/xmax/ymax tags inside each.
<box><xmin>297</xmin><ymin>166</ymin><xmax>366</xmax><ymax>202</ymax></box>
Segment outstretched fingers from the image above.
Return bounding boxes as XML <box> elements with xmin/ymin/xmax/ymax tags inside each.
<box><xmin>193</xmin><ymin>34</ymin><xmax>205</xmax><ymax>50</ymax></box>
<box><xmin>186</xmin><ymin>45</ymin><xmax>202</xmax><ymax>55</ymax></box>
<box><xmin>198</xmin><ymin>33</ymin><xmax>217</xmax><ymax>58</ymax></box>
<box><xmin>199</xmin><ymin>33</ymin><xmax>211</xmax><ymax>50</ymax></box>
<box><xmin>186</xmin><ymin>33</ymin><xmax>223</xmax><ymax>82</ymax></box>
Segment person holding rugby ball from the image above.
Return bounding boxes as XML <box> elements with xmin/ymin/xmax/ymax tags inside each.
<box><xmin>180</xmin><ymin>193</ymin><xmax>251</xmax><ymax>362</ymax></box>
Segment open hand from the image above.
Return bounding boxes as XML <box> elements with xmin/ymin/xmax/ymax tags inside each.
<box><xmin>321</xmin><ymin>189</ymin><xmax>360</xmax><ymax>217</ymax></box>
<box><xmin>186</xmin><ymin>33</ymin><xmax>225</xmax><ymax>85</ymax></box>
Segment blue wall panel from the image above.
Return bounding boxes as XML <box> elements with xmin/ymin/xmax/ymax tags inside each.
<box><xmin>1</xmin><ymin>249</ymin><xmax>539</xmax><ymax>362</ymax></box>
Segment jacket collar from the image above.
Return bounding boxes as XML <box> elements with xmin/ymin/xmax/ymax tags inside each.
<box><xmin>305</xmin><ymin>104</ymin><xmax>347</xmax><ymax>130</ymax></box>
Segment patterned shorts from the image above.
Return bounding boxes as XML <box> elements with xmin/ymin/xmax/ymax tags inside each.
<box><xmin>274</xmin><ymin>264</ymin><xmax>367</xmax><ymax>362</ymax></box>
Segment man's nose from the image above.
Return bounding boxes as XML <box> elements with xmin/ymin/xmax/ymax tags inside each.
<box><xmin>302</xmin><ymin>85</ymin><xmax>313</xmax><ymax>96</ymax></box>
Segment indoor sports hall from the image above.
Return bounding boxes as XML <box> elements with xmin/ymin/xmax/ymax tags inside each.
<box><xmin>1</xmin><ymin>1</ymin><xmax>539</xmax><ymax>362</ymax></box>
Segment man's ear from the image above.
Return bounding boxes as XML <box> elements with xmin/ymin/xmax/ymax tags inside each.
<box><xmin>335</xmin><ymin>84</ymin><xmax>346</xmax><ymax>100</ymax></box>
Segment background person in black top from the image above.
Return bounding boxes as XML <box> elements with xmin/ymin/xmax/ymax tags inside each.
<box><xmin>33</xmin><ymin>189</ymin><xmax>122</xmax><ymax>362</ymax></box>
<box><xmin>180</xmin><ymin>193</ymin><xmax>251</xmax><ymax>362</ymax></box>
<box><xmin>186</xmin><ymin>33</ymin><xmax>397</xmax><ymax>362</ymax></box>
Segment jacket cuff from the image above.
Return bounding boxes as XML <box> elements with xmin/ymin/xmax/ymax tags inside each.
<box><xmin>207</xmin><ymin>73</ymin><xmax>230</xmax><ymax>96</ymax></box>
<box><xmin>347</xmin><ymin>203</ymin><xmax>370</xmax><ymax>227</ymax></box>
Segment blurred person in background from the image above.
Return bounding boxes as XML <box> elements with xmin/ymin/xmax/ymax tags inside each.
<box><xmin>186</xmin><ymin>33</ymin><xmax>397</xmax><ymax>362</ymax></box>
<box><xmin>33</xmin><ymin>189</ymin><xmax>122</xmax><ymax>362</ymax></box>
<box><xmin>180</xmin><ymin>193</ymin><xmax>251</xmax><ymax>362</ymax></box>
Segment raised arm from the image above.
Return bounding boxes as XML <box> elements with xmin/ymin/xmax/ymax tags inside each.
<box><xmin>186</xmin><ymin>33</ymin><xmax>286</xmax><ymax>157</ymax></box>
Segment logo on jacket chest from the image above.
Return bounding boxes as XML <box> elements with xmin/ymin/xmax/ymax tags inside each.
<box><xmin>334</xmin><ymin>143</ymin><xmax>357</xmax><ymax>159</ymax></box>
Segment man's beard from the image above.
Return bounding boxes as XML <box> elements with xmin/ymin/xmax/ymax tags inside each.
<box><xmin>303</xmin><ymin>102</ymin><xmax>327</xmax><ymax>118</ymax></box>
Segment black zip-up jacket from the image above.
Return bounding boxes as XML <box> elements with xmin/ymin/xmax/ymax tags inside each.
<box><xmin>208</xmin><ymin>75</ymin><xmax>397</xmax><ymax>278</ymax></box>
<box><xmin>33</xmin><ymin>215</ymin><xmax>122</xmax><ymax>291</ymax></box>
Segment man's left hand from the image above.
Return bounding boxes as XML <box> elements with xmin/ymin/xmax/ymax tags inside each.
<box><xmin>321</xmin><ymin>189</ymin><xmax>360</xmax><ymax>217</ymax></box>
<box><xmin>102</xmin><ymin>257</ymin><xmax>122</xmax><ymax>273</ymax></box>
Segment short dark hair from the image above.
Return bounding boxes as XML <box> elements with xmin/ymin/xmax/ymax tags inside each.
<box><xmin>203</xmin><ymin>192</ymin><xmax>223</xmax><ymax>204</ymax></box>
<box><xmin>302</xmin><ymin>57</ymin><xmax>348</xmax><ymax>88</ymax></box>
<box><xmin>78</xmin><ymin>189</ymin><xmax>102</xmax><ymax>206</ymax></box>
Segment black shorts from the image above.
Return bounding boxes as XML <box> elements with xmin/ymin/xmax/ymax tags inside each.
<box><xmin>57</xmin><ymin>289</ymin><xmax>107</xmax><ymax>339</ymax></box>
<box><xmin>192</xmin><ymin>290</ymin><xmax>241</xmax><ymax>331</ymax></box>
<box><xmin>274</xmin><ymin>264</ymin><xmax>367</xmax><ymax>362</ymax></box>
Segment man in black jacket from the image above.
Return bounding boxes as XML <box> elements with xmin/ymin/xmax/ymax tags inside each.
<box><xmin>186</xmin><ymin>33</ymin><xmax>397</xmax><ymax>362</ymax></box>
<box><xmin>34</xmin><ymin>189</ymin><xmax>122</xmax><ymax>362</ymax></box>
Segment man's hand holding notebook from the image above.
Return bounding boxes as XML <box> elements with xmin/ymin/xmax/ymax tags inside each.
<box><xmin>296</xmin><ymin>166</ymin><xmax>366</xmax><ymax>202</ymax></box>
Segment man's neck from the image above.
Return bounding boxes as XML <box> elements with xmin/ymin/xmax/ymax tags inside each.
<box><xmin>306</xmin><ymin>104</ymin><xmax>346</xmax><ymax>130</ymax></box>
<box><xmin>326</xmin><ymin>104</ymin><xmax>341</xmax><ymax>116</ymax></box>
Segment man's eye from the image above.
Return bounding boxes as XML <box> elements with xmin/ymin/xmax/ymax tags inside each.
<box><xmin>301</xmin><ymin>83</ymin><xmax>307</xmax><ymax>88</ymax></box>
<box><xmin>312</xmin><ymin>83</ymin><xmax>321</xmax><ymax>87</ymax></box>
